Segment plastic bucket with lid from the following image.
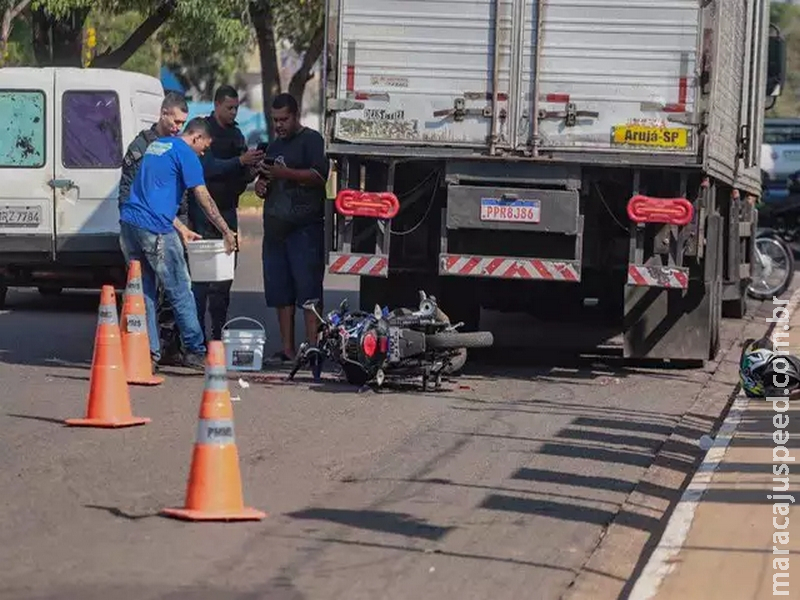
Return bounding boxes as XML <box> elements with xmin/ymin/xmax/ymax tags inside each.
<box><xmin>222</xmin><ymin>317</ymin><xmax>266</xmax><ymax>371</ymax></box>
<box><xmin>186</xmin><ymin>240</ymin><xmax>235</xmax><ymax>282</ymax></box>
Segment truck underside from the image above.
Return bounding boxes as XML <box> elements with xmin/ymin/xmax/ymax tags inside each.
<box><xmin>325</xmin><ymin>153</ymin><xmax>755</xmax><ymax>363</ymax></box>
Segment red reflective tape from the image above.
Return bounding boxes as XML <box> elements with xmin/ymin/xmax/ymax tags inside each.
<box><xmin>346</xmin><ymin>66</ymin><xmax>355</xmax><ymax>92</ymax></box>
<box><xmin>628</xmin><ymin>267</ymin><xmax>648</xmax><ymax>286</ymax></box>
<box><xmin>349</xmin><ymin>256</ymin><xmax>369</xmax><ymax>273</ymax></box>
<box><xmin>445</xmin><ymin>256</ymin><xmax>460</xmax><ymax>271</ymax></box>
<box><xmin>559</xmin><ymin>264</ymin><xmax>579</xmax><ymax>282</ymax></box>
<box><xmin>663</xmin><ymin>103</ymin><xmax>686</xmax><ymax>113</ymax></box>
<box><xmin>460</xmin><ymin>256</ymin><xmax>481</xmax><ymax>275</ymax></box>
<box><xmin>330</xmin><ymin>255</ymin><xmax>350</xmax><ymax>272</ymax></box>
<box><xmin>546</xmin><ymin>94</ymin><xmax>570</xmax><ymax>103</ymax></box>
<box><xmin>485</xmin><ymin>258</ymin><xmax>505</xmax><ymax>275</ymax></box>
<box><xmin>678</xmin><ymin>78</ymin><xmax>687</xmax><ymax>106</ymax></box>
<box><xmin>530</xmin><ymin>260</ymin><xmax>552</xmax><ymax>279</ymax></box>
<box><xmin>368</xmin><ymin>258</ymin><xmax>387</xmax><ymax>276</ymax></box>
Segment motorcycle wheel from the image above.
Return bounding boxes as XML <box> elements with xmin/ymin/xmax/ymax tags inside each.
<box><xmin>748</xmin><ymin>233</ymin><xmax>795</xmax><ymax>300</ymax></box>
<box><xmin>426</xmin><ymin>331</ymin><xmax>494</xmax><ymax>349</ymax></box>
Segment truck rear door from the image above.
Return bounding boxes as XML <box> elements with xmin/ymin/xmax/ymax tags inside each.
<box><xmin>53</xmin><ymin>70</ymin><xmax>125</xmax><ymax>256</ymax></box>
<box><xmin>531</xmin><ymin>0</ymin><xmax>700</xmax><ymax>155</ymax></box>
<box><xmin>331</xmin><ymin>0</ymin><xmax>513</xmax><ymax>149</ymax></box>
<box><xmin>0</xmin><ymin>69</ymin><xmax>56</xmax><ymax>259</ymax></box>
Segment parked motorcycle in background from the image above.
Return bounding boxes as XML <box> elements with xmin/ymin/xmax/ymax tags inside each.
<box><xmin>747</xmin><ymin>171</ymin><xmax>796</xmax><ymax>300</ymax></box>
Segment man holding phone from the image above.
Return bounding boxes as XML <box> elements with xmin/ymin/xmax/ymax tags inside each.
<box><xmin>253</xmin><ymin>93</ymin><xmax>329</xmax><ymax>362</ymax></box>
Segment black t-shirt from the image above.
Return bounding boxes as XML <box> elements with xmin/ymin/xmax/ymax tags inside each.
<box><xmin>257</xmin><ymin>127</ymin><xmax>329</xmax><ymax>237</ymax></box>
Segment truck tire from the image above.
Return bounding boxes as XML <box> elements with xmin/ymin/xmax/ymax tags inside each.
<box><xmin>0</xmin><ymin>284</ymin><xmax>6</xmax><ymax>310</ymax></box>
<box><xmin>426</xmin><ymin>331</ymin><xmax>494</xmax><ymax>349</ymax></box>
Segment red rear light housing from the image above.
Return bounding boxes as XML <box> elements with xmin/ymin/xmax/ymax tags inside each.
<box><xmin>362</xmin><ymin>331</ymin><xmax>378</xmax><ymax>357</ymax></box>
<box><xmin>335</xmin><ymin>189</ymin><xmax>400</xmax><ymax>219</ymax></box>
<box><xmin>627</xmin><ymin>195</ymin><xmax>693</xmax><ymax>226</ymax></box>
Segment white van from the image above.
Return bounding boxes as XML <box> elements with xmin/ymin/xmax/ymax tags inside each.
<box><xmin>0</xmin><ymin>67</ymin><xmax>164</xmax><ymax>308</ymax></box>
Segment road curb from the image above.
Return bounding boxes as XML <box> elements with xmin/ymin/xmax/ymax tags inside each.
<box><xmin>624</xmin><ymin>285</ymin><xmax>800</xmax><ymax>600</ymax></box>
<box><xmin>561</xmin><ymin>296</ymin><xmax>786</xmax><ymax>600</ymax></box>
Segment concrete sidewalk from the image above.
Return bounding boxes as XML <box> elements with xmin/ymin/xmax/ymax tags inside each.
<box><xmin>628</xmin><ymin>294</ymin><xmax>800</xmax><ymax>600</ymax></box>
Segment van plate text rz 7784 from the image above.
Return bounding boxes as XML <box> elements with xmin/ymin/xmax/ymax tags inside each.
<box><xmin>0</xmin><ymin>206</ymin><xmax>41</xmax><ymax>227</ymax></box>
<box><xmin>611</xmin><ymin>125</ymin><xmax>690</xmax><ymax>149</ymax></box>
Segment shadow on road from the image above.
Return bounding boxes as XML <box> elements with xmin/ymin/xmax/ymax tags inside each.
<box><xmin>286</xmin><ymin>508</ymin><xmax>454</xmax><ymax>541</ymax></box>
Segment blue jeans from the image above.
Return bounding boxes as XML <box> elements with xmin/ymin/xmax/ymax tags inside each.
<box><xmin>262</xmin><ymin>220</ymin><xmax>325</xmax><ymax>308</ymax></box>
<box><xmin>119</xmin><ymin>221</ymin><xmax>206</xmax><ymax>361</ymax></box>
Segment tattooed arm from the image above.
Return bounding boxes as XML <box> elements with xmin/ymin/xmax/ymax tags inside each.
<box><xmin>192</xmin><ymin>185</ymin><xmax>238</xmax><ymax>253</ymax></box>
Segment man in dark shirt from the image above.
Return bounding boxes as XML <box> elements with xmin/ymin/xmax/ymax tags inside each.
<box><xmin>254</xmin><ymin>93</ymin><xmax>329</xmax><ymax>362</ymax></box>
<box><xmin>118</xmin><ymin>91</ymin><xmax>190</xmax><ymax>367</ymax></box>
<box><xmin>187</xmin><ymin>85</ymin><xmax>263</xmax><ymax>341</ymax></box>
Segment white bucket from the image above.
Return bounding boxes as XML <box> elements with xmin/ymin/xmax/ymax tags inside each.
<box><xmin>186</xmin><ymin>239</ymin><xmax>235</xmax><ymax>282</ymax></box>
<box><xmin>222</xmin><ymin>317</ymin><xmax>266</xmax><ymax>372</ymax></box>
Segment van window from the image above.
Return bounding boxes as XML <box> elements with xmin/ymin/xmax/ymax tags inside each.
<box><xmin>62</xmin><ymin>90</ymin><xmax>123</xmax><ymax>169</ymax></box>
<box><xmin>0</xmin><ymin>90</ymin><xmax>46</xmax><ymax>168</ymax></box>
<box><xmin>763</xmin><ymin>124</ymin><xmax>800</xmax><ymax>145</ymax></box>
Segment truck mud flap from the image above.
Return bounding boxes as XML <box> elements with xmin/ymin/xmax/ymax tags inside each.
<box><xmin>623</xmin><ymin>216</ymin><xmax>722</xmax><ymax>362</ymax></box>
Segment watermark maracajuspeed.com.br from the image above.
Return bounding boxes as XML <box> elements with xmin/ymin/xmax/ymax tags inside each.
<box><xmin>766</xmin><ymin>297</ymin><xmax>793</xmax><ymax>596</ymax></box>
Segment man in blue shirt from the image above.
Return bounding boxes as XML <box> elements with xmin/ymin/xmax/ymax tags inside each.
<box><xmin>120</xmin><ymin>117</ymin><xmax>237</xmax><ymax>370</ymax></box>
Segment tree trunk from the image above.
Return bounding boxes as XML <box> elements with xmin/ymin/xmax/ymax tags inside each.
<box><xmin>287</xmin><ymin>23</ymin><xmax>325</xmax><ymax>116</ymax></box>
<box><xmin>249</xmin><ymin>0</ymin><xmax>281</xmax><ymax>140</ymax></box>
<box><xmin>31</xmin><ymin>6</ymin><xmax>89</xmax><ymax>67</ymax></box>
<box><xmin>0</xmin><ymin>0</ymin><xmax>32</xmax><ymax>67</ymax></box>
<box><xmin>91</xmin><ymin>0</ymin><xmax>176</xmax><ymax>68</ymax></box>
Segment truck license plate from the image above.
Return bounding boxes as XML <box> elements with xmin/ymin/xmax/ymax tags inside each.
<box><xmin>0</xmin><ymin>206</ymin><xmax>41</xmax><ymax>228</ymax></box>
<box><xmin>480</xmin><ymin>198</ymin><xmax>541</xmax><ymax>223</ymax></box>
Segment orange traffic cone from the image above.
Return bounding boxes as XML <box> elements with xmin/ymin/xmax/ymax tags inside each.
<box><xmin>66</xmin><ymin>285</ymin><xmax>151</xmax><ymax>428</ymax></box>
<box><xmin>161</xmin><ymin>341</ymin><xmax>266</xmax><ymax>521</ymax></box>
<box><xmin>120</xmin><ymin>260</ymin><xmax>164</xmax><ymax>386</ymax></box>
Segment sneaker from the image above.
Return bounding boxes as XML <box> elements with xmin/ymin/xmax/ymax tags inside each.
<box><xmin>182</xmin><ymin>352</ymin><xmax>207</xmax><ymax>370</ymax></box>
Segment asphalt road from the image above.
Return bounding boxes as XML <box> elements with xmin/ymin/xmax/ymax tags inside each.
<box><xmin>0</xmin><ymin>214</ymin><xmax>780</xmax><ymax>600</ymax></box>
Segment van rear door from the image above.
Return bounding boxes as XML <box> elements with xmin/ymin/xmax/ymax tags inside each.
<box><xmin>0</xmin><ymin>69</ymin><xmax>55</xmax><ymax>260</ymax></box>
<box><xmin>53</xmin><ymin>70</ymin><xmax>125</xmax><ymax>258</ymax></box>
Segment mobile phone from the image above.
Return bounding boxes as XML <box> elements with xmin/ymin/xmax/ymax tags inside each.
<box><xmin>261</xmin><ymin>157</ymin><xmax>275</xmax><ymax>166</ymax></box>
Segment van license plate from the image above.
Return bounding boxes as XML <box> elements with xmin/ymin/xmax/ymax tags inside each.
<box><xmin>0</xmin><ymin>206</ymin><xmax>41</xmax><ymax>227</ymax></box>
<box><xmin>480</xmin><ymin>198</ymin><xmax>541</xmax><ymax>223</ymax></box>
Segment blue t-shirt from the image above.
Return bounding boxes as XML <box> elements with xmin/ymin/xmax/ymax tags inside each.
<box><xmin>120</xmin><ymin>137</ymin><xmax>205</xmax><ymax>234</ymax></box>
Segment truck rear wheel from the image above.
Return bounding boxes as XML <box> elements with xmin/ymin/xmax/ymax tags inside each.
<box><xmin>0</xmin><ymin>284</ymin><xmax>6</xmax><ymax>310</ymax></box>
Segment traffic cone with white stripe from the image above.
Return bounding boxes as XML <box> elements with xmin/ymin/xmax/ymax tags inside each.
<box><xmin>120</xmin><ymin>260</ymin><xmax>164</xmax><ymax>386</ymax></box>
<box><xmin>65</xmin><ymin>285</ymin><xmax>151</xmax><ymax>428</ymax></box>
<box><xmin>161</xmin><ymin>341</ymin><xmax>266</xmax><ymax>521</ymax></box>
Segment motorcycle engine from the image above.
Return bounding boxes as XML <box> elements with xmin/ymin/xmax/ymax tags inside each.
<box><xmin>341</xmin><ymin>318</ymin><xmax>390</xmax><ymax>384</ymax></box>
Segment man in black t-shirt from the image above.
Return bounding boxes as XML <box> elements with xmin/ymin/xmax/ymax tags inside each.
<box><xmin>254</xmin><ymin>93</ymin><xmax>329</xmax><ymax>363</ymax></box>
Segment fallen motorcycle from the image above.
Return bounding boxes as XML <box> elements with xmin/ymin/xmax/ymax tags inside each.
<box><xmin>288</xmin><ymin>291</ymin><xmax>494</xmax><ymax>391</ymax></box>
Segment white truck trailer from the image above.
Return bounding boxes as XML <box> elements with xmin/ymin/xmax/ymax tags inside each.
<box><xmin>321</xmin><ymin>0</ymin><xmax>786</xmax><ymax>362</ymax></box>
